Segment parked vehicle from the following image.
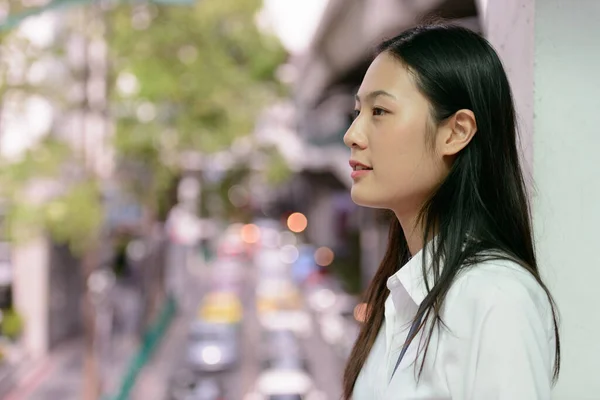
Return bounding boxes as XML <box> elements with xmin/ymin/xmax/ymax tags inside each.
<box><xmin>258</xmin><ymin>310</ymin><xmax>312</xmax><ymax>338</ymax></box>
<box><xmin>169</xmin><ymin>369</ymin><xmax>227</xmax><ymax>400</ymax></box>
<box><xmin>198</xmin><ymin>291</ymin><xmax>243</xmax><ymax>326</ymax></box>
<box><xmin>245</xmin><ymin>368</ymin><xmax>325</xmax><ymax>400</ymax></box>
<box><xmin>185</xmin><ymin>321</ymin><xmax>240</xmax><ymax>372</ymax></box>
<box><xmin>256</xmin><ymin>278</ymin><xmax>303</xmax><ymax>315</ymax></box>
<box><xmin>260</xmin><ymin>329</ymin><xmax>310</xmax><ymax>372</ymax></box>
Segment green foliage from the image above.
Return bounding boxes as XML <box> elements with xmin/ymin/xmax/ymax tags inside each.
<box><xmin>0</xmin><ymin>140</ymin><xmax>103</xmax><ymax>255</ymax></box>
<box><xmin>264</xmin><ymin>147</ymin><xmax>292</xmax><ymax>185</ymax></box>
<box><xmin>0</xmin><ymin>138</ymin><xmax>70</xmax><ymax>185</ymax></box>
<box><xmin>3</xmin><ymin>202</ymin><xmax>45</xmax><ymax>243</ymax></box>
<box><xmin>108</xmin><ymin>0</ymin><xmax>287</xmax><ymax>148</ymax></box>
<box><xmin>107</xmin><ymin>0</ymin><xmax>287</xmax><ymax>219</ymax></box>
<box><xmin>1</xmin><ymin>308</ymin><xmax>24</xmax><ymax>340</ymax></box>
<box><xmin>0</xmin><ymin>0</ymin><xmax>289</xmax><ymax>251</ymax></box>
<box><xmin>0</xmin><ymin>16</ymin><xmax>105</xmax><ymax>255</ymax></box>
<box><xmin>43</xmin><ymin>181</ymin><xmax>104</xmax><ymax>255</ymax></box>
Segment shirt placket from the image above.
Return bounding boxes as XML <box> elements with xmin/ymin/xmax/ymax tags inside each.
<box><xmin>386</xmin><ymin>275</ymin><xmax>417</xmax><ymax>386</ymax></box>
<box><xmin>385</xmin><ymin>276</ymin><xmax>405</xmax><ymax>382</ymax></box>
<box><xmin>383</xmin><ymin>295</ymin><xmax>397</xmax><ymax>396</ymax></box>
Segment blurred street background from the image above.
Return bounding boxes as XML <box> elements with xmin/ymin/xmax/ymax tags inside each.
<box><xmin>0</xmin><ymin>0</ymin><xmax>597</xmax><ymax>399</ymax></box>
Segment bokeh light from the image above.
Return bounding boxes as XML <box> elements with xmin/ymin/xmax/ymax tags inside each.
<box><xmin>287</xmin><ymin>212</ymin><xmax>307</xmax><ymax>233</ymax></box>
<box><xmin>314</xmin><ymin>246</ymin><xmax>334</xmax><ymax>267</ymax></box>
<box><xmin>354</xmin><ymin>303</ymin><xmax>368</xmax><ymax>323</ymax></box>
<box><xmin>279</xmin><ymin>244</ymin><xmax>299</xmax><ymax>264</ymax></box>
<box><xmin>241</xmin><ymin>224</ymin><xmax>261</xmax><ymax>244</ymax></box>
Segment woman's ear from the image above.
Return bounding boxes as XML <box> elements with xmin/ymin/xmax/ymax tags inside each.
<box><xmin>438</xmin><ymin>109</ymin><xmax>477</xmax><ymax>156</ymax></box>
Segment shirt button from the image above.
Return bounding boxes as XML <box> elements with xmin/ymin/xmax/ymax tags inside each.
<box><xmin>387</xmin><ymin>276</ymin><xmax>401</xmax><ymax>289</ymax></box>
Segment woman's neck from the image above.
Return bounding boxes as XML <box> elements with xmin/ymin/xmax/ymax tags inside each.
<box><xmin>395</xmin><ymin>214</ymin><xmax>424</xmax><ymax>257</ymax></box>
<box><xmin>395</xmin><ymin>208</ymin><xmax>437</xmax><ymax>257</ymax></box>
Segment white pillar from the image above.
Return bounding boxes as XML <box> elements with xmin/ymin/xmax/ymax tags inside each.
<box><xmin>12</xmin><ymin>237</ymin><xmax>50</xmax><ymax>359</ymax></box>
<box><xmin>532</xmin><ymin>0</ymin><xmax>600</xmax><ymax>397</ymax></box>
<box><xmin>484</xmin><ymin>0</ymin><xmax>600</xmax><ymax>397</ymax></box>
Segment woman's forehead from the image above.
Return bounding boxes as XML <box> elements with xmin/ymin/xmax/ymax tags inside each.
<box><xmin>358</xmin><ymin>53</ymin><xmax>416</xmax><ymax>99</ymax></box>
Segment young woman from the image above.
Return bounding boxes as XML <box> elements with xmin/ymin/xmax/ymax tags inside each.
<box><xmin>342</xmin><ymin>23</ymin><xmax>560</xmax><ymax>400</ymax></box>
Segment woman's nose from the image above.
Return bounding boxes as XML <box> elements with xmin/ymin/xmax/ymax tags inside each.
<box><xmin>343</xmin><ymin>121</ymin><xmax>367</xmax><ymax>149</ymax></box>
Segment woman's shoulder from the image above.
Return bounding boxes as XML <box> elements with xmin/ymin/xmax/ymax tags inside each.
<box><xmin>445</xmin><ymin>257</ymin><xmax>553</xmax><ymax>323</ymax></box>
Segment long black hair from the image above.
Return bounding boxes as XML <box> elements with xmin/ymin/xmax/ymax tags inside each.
<box><xmin>343</xmin><ymin>23</ymin><xmax>560</xmax><ymax>399</ymax></box>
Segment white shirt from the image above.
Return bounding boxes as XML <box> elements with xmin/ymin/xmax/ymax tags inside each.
<box><xmin>353</xmin><ymin>248</ymin><xmax>557</xmax><ymax>400</ymax></box>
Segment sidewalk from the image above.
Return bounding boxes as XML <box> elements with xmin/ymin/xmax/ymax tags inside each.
<box><xmin>3</xmin><ymin>339</ymin><xmax>83</xmax><ymax>400</ymax></box>
<box><xmin>2</xmin><ymin>335</ymin><xmax>139</xmax><ymax>400</ymax></box>
<box><xmin>129</xmin><ymin>313</ymin><xmax>188</xmax><ymax>400</ymax></box>
<box><xmin>0</xmin><ymin>341</ymin><xmax>29</xmax><ymax>399</ymax></box>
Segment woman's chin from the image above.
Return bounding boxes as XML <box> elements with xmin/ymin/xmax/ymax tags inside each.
<box><xmin>350</xmin><ymin>186</ymin><xmax>383</xmax><ymax>208</ymax></box>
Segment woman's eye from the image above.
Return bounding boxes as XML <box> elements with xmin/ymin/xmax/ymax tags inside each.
<box><xmin>352</xmin><ymin>109</ymin><xmax>360</xmax><ymax>119</ymax></box>
<box><xmin>373</xmin><ymin>107</ymin><xmax>387</xmax><ymax>116</ymax></box>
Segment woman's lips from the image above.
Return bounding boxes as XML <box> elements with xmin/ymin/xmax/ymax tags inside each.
<box><xmin>351</xmin><ymin>169</ymin><xmax>372</xmax><ymax>179</ymax></box>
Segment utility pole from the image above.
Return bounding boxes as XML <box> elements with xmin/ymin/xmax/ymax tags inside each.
<box><xmin>78</xmin><ymin>1</ymin><xmax>110</xmax><ymax>397</ymax></box>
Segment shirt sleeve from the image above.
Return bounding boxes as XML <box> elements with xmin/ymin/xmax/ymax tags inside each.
<box><xmin>442</xmin><ymin>275</ymin><xmax>555</xmax><ymax>400</ymax></box>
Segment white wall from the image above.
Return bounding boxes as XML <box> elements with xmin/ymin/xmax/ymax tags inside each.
<box><xmin>484</xmin><ymin>0</ymin><xmax>600</xmax><ymax>397</ymax></box>
<box><xmin>533</xmin><ymin>0</ymin><xmax>600</xmax><ymax>398</ymax></box>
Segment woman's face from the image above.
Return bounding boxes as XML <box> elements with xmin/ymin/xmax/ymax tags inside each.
<box><xmin>343</xmin><ymin>52</ymin><xmax>449</xmax><ymax>217</ymax></box>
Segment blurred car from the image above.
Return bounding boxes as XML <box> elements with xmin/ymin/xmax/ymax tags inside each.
<box><xmin>261</xmin><ymin>329</ymin><xmax>301</xmax><ymax>360</ymax></box>
<box><xmin>245</xmin><ymin>368</ymin><xmax>325</xmax><ymax>400</ymax></box>
<box><xmin>169</xmin><ymin>370</ymin><xmax>226</xmax><ymax>400</ymax></box>
<box><xmin>256</xmin><ymin>278</ymin><xmax>303</xmax><ymax>314</ymax></box>
<box><xmin>186</xmin><ymin>321</ymin><xmax>240</xmax><ymax>372</ymax></box>
<box><xmin>198</xmin><ymin>292</ymin><xmax>243</xmax><ymax>325</ymax></box>
<box><xmin>258</xmin><ymin>310</ymin><xmax>312</xmax><ymax>338</ymax></box>
<box><xmin>263</xmin><ymin>354</ymin><xmax>310</xmax><ymax>372</ymax></box>
<box><xmin>260</xmin><ymin>330</ymin><xmax>310</xmax><ymax>373</ymax></box>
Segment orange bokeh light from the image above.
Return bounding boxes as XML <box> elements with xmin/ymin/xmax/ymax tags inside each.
<box><xmin>354</xmin><ymin>303</ymin><xmax>369</xmax><ymax>323</ymax></box>
<box><xmin>241</xmin><ymin>224</ymin><xmax>261</xmax><ymax>244</ymax></box>
<box><xmin>287</xmin><ymin>212</ymin><xmax>308</xmax><ymax>233</ymax></box>
<box><xmin>314</xmin><ymin>246</ymin><xmax>334</xmax><ymax>267</ymax></box>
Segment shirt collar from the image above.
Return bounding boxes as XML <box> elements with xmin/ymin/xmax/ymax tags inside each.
<box><xmin>386</xmin><ymin>242</ymin><xmax>435</xmax><ymax>306</ymax></box>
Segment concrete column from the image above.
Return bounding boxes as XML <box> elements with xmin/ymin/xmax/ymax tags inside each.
<box><xmin>12</xmin><ymin>236</ymin><xmax>50</xmax><ymax>359</ymax></box>
<box><xmin>484</xmin><ymin>0</ymin><xmax>600</xmax><ymax>397</ymax></box>
<box><xmin>532</xmin><ymin>0</ymin><xmax>600</xmax><ymax>398</ymax></box>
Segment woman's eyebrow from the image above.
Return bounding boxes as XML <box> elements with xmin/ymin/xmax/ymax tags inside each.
<box><xmin>355</xmin><ymin>90</ymin><xmax>397</xmax><ymax>102</ymax></box>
